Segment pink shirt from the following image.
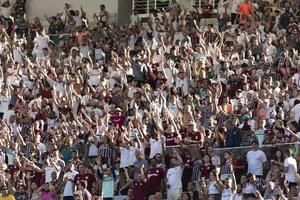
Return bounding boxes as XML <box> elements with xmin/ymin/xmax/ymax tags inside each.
<box><xmin>41</xmin><ymin>192</ymin><xmax>56</xmax><ymax>200</ymax></box>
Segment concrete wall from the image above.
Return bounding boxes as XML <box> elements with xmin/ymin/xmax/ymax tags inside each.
<box><xmin>26</xmin><ymin>0</ymin><xmax>120</xmax><ymax>24</ymax></box>
<box><xmin>118</xmin><ymin>0</ymin><xmax>132</xmax><ymax>25</ymax></box>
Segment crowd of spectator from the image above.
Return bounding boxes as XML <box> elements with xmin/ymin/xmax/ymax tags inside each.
<box><xmin>0</xmin><ymin>0</ymin><xmax>300</xmax><ymax>199</ymax></box>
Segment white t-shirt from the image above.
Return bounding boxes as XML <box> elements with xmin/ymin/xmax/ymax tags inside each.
<box><xmin>34</xmin><ymin>35</ymin><xmax>49</xmax><ymax>51</ymax></box>
<box><xmin>13</xmin><ymin>48</ymin><xmax>22</xmax><ymax>63</ymax></box>
<box><xmin>292</xmin><ymin>73</ymin><xmax>300</xmax><ymax>89</ymax></box>
<box><xmin>0</xmin><ymin>95</ymin><xmax>11</xmax><ymax>113</ymax></box>
<box><xmin>73</xmin><ymin>16</ymin><xmax>82</xmax><ymax>27</ymax></box>
<box><xmin>231</xmin><ymin>0</ymin><xmax>241</xmax><ymax>13</ymax></box>
<box><xmin>88</xmin><ymin>68</ymin><xmax>102</xmax><ymax>86</ymax></box>
<box><xmin>37</xmin><ymin>143</ymin><xmax>47</xmax><ymax>154</ymax></box>
<box><xmin>222</xmin><ymin>188</ymin><xmax>233</xmax><ymax>200</ymax></box>
<box><xmin>95</xmin><ymin>48</ymin><xmax>105</xmax><ymax>63</ymax></box>
<box><xmin>208</xmin><ymin>181</ymin><xmax>219</xmax><ymax>194</ymax></box>
<box><xmin>149</xmin><ymin>138</ymin><xmax>163</xmax><ymax>158</ymax></box>
<box><xmin>45</xmin><ymin>166</ymin><xmax>60</xmax><ymax>183</ymax></box>
<box><xmin>233</xmin><ymin>193</ymin><xmax>243</xmax><ymax>200</ymax></box>
<box><xmin>289</xmin><ymin>97</ymin><xmax>300</xmax><ymax>109</ymax></box>
<box><xmin>246</xmin><ymin>149</ymin><xmax>267</xmax><ymax>176</ymax></box>
<box><xmin>290</xmin><ymin>104</ymin><xmax>300</xmax><ymax>122</ymax></box>
<box><xmin>80</xmin><ymin>45</ymin><xmax>90</xmax><ymax>57</ymax></box>
<box><xmin>173</xmin><ymin>32</ymin><xmax>183</xmax><ymax>45</ymax></box>
<box><xmin>0</xmin><ymin>151</ymin><xmax>5</xmax><ymax>165</ymax></box>
<box><xmin>167</xmin><ymin>165</ymin><xmax>183</xmax><ymax>190</ymax></box>
<box><xmin>88</xmin><ymin>142</ymin><xmax>99</xmax><ymax>157</ymax></box>
<box><xmin>164</xmin><ymin>67</ymin><xmax>176</xmax><ymax>87</ymax></box>
<box><xmin>119</xmin><ymin>146</ymin><xmax>138</xmax><ymax>168</ymax></box>
<box><xmin>211</xmin><ymin>155</ymin><xmax>221</xmax><ymax>167</ymax></box>
<box><xmin>6</xmin><ymin>67</ymin><xmax>19</xmax><ymax>86</ymax></box>
<box><xmin>175</xmin><ymin>77</ymin><xmax>189</xmax><ymax>96</ymax></box>
<box><xmin>284</xmin><ymin>156</ymin><xmax>297</xmax><ymax>183</ymax></box>
<box><xmin>242</xmin><ymin>183</ymin><xmax>255</xmax><ymax>194</ymax></box>
<box><xmin>63</xmin><ymin>170</ymin><xmax>79</xmax><ymax>196</ymax></box>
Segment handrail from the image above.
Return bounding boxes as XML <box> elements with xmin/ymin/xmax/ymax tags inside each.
<box><xmin>133</xmin><ymin>0</ymin><xmax>170</xmax><ymax>14</ymax></box>
<box><xmin>132</xmin><ymin>0</ymin><xmax>219</xmax><ymax>15</ymax></box>
<box><xmin>165</xmin><ymin>142</ymin><xmax>300</xmax><ymax>150</ymax></box>
<box><xmin>164</xmin><ymin>142</ymin><xmax>300</xmax><ymax>158</ymax></box>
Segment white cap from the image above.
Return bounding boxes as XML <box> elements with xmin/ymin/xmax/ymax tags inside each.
<box><xmin>70</xmin><ymin>47</ymin><xmax>79</xmax><ymax>52</ymax></box>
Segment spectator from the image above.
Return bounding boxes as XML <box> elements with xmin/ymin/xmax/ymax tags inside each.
<box><xmin>246</xmin><ymin>141</ymin><xmax>267</xmax><ymax>177</ymax></box>
<box><xmin>129</xmin><ymin>10</ymin><xmax>141</xmax><ymax>28</ymax></box>
<box><xmin>166</xmin><ymin>151</ymin><xmax>183</xmax><ymax>200</ymax></box>
<box><xmin>238</xmin><ymin>0</ymin><xmax>254</xmax><ymax>23</ymax></box>
<box><xmin>0</xmin><ymin>1</ymin><xmax>298</xmax><ymax>199</ymax></box>
<box><xmin>96</xmin><ymin>4</ymin><xmax>109</xmax><ymax>27</ymax></box>
<box><xmin>74</xmin><ymin>181</ymin><xmax>92</xmax><ymax>200</ymax></box>
<box><xmin>62</xmin><ymin>163</ymin><xmax>78</xmax><ymax>200</ymax></box>
<box><xmin>284</xmin><ymin>148</ymin><xmax>298</xmax><ymax>188</ymax></box>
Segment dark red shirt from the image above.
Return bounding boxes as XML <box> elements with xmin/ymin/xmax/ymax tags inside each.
<box><xmin>147</xmin><ymin>167</ymin><xmax>165</xmax><ymax>189</ymax></box>
<box><xmin>40</xmin><ymin>89</ymin><xmax>53</xmax><ymax>99</ymax></box>
<box><xmin>164</xmin><ymin>132</ymin><xmax>179</xmax><ymax>146</ymax></box>
<box><xmin>200</xmin><ymin>164</ymin><xmax>215</xmax><ymax>179</ymax></box>
<box><xmin>58</xmin><ymin>106</ymin><xmax>72</xmax><ymax>116</ymax></box>
<box><xmin>110</xmin><ymin>115</ymin><xmax>125</xmax><ymax>127</ymax></box>
<box><xmin>188</xmin><ymin>131</ymin><xmax>204</xmax><ymax>148</ymax></box>
<box><xmin>26</xmin><ymin>170</ymin><xmax>43</xmax><ymax>186</ymax></box>
<box><xmin>133</xmin><ymin>181</ymin><xmax>146</xmax><ymax>200</ymax></box>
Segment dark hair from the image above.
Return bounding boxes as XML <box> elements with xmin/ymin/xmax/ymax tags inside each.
<box><xmin>284</xmin><ymin>148</ymin><xmax>292</xmax><ymax>157</ymax></box>
<box><xmin>183</xmin><ymin>192</ymin><xmax>192</xmax><ymax>200</ymax></box>
<box><xmin>78</xmin><ymin>180</ymin><xmax>87</xmax><ymax>188</ymax></box>
<box><xmin>294</xmin><ymin>99</ymin><xmax>300</xmax><ymax>106</ymax></box>
<box><xmin>251</xmin><ymin>140</ymin><xmax>259</xmax><ymax>145</ymax></box>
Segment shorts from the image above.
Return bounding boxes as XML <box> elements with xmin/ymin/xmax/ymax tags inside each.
<box><xmin>63</xmin><ymin>196</ymin><xmax>74</xmax><ymax>200</ymax></box>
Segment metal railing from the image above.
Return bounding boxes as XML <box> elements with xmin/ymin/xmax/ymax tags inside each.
<box><xmin>133</xmin><ymin>0</ymin><xmax>170</xmax><ymax>15</ymax></box>
<box><xmin>132</xmin><ymin>0</ymin><xmax>219</xmax><ymax>15</ymax></box>
<box><xmin>192</xmin><ymin>0</ymin><xmax>219</xmax><ymax>9</ymax></box>
<box><xmin>165</xmin><ymin>142</ymin><xmax>300</xmax><ymax>158</ymax></box>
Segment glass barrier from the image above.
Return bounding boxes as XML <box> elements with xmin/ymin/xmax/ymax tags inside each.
<box><xmin>164</xmin><ymin>142</ymin><xmax>300</xmax><ymax>159</ymax></box>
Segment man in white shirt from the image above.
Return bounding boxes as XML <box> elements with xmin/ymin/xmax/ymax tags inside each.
<box><xmin>166</xmin><ymin>151</ymin><xmax>183</xmax><ymax>200</ymax></box>
<box><xmin>149</xmin><ymin>131</ymin><xmax>164</xmax><ymax>158</ymax></box>
<box><xmin>33</xmin><ymin>29</ymin><xmax>50</xmax><ymax>59</ymax></box>
<box><xmin>229</xmin><ymin>0</ymin><xmax>242</xmax><ymax>24</ymax></box>
<box><xmin>119</xmin><ymin>142</ymin><xmax>138</xmax><ymax>168</ymax></box>
<box><xmin>246</xmin><ymin>141</ymin><xmax>267</xmax><ymax>177</ymax></box>
<box><xmin>284</xmin><ymin>148</ymin><xmax>298</xmax><ymax>188</ymax></box>
<box><xmin>264</xmin><ymin>37</ymin><xmax>277</xmax><ymax>63</ymax></box>
<box><xmin>63</xmin><ymin>163</ymin><xmax>79</xmax><ymax>199</ymax></box>
<box><xmin>290</xmin><ymin>99</ymin><xmax>300</xmax><ymax>122</ymax></box>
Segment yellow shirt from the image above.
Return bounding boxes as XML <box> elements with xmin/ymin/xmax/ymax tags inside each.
<box><xmin>0</xmin><ymin>195</ymin><xmax>15</xmax><ymax>200</ymax></box>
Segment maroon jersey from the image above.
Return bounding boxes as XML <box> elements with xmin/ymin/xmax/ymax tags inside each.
<box><xmin>200</xmin><ymin>164</ymin><xmax>215</xmax><ymax>179</ymax></box>
<box><xmin>110</xmin><ymin>115</ymin><xmax>126</xmax><ymax>127</ymax></box>
<box><xmin>147</xmin><ymin>167</ymin><xmax>165</xmax><ymax>189</ymax></box>
<box><xmin>133</xmin><ymin>181</ymin><xmax>146</xmax><ymax>200</ymax></box>
<box><xmin>164</xmin><ymin>132</ymin><xmax>179</xmax><ymax>146</ymax></box>
<box><xmin>188</xmin><ymin>131</ymin><xmax>204</xmax><ymax>148</ymax></box>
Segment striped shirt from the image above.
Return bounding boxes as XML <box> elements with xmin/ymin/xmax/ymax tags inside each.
<box><xmin>220</xmin><ymin>161</ymin><xmax>231</xmax><ymax>180</ymax></box>
<box><xmin>250</xmin><ymin>178</ymin><xmax>266</xmax><ymax>193</ymax></box>
<box><xmin>99</xmin><ymin>144</ymin><xmax>114</xmax><ymax>159</ymax></box>
<box><xmin>192</xmin><ymin>159</ymin><xmax>203</xmax><ymax>182</ymax></box>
